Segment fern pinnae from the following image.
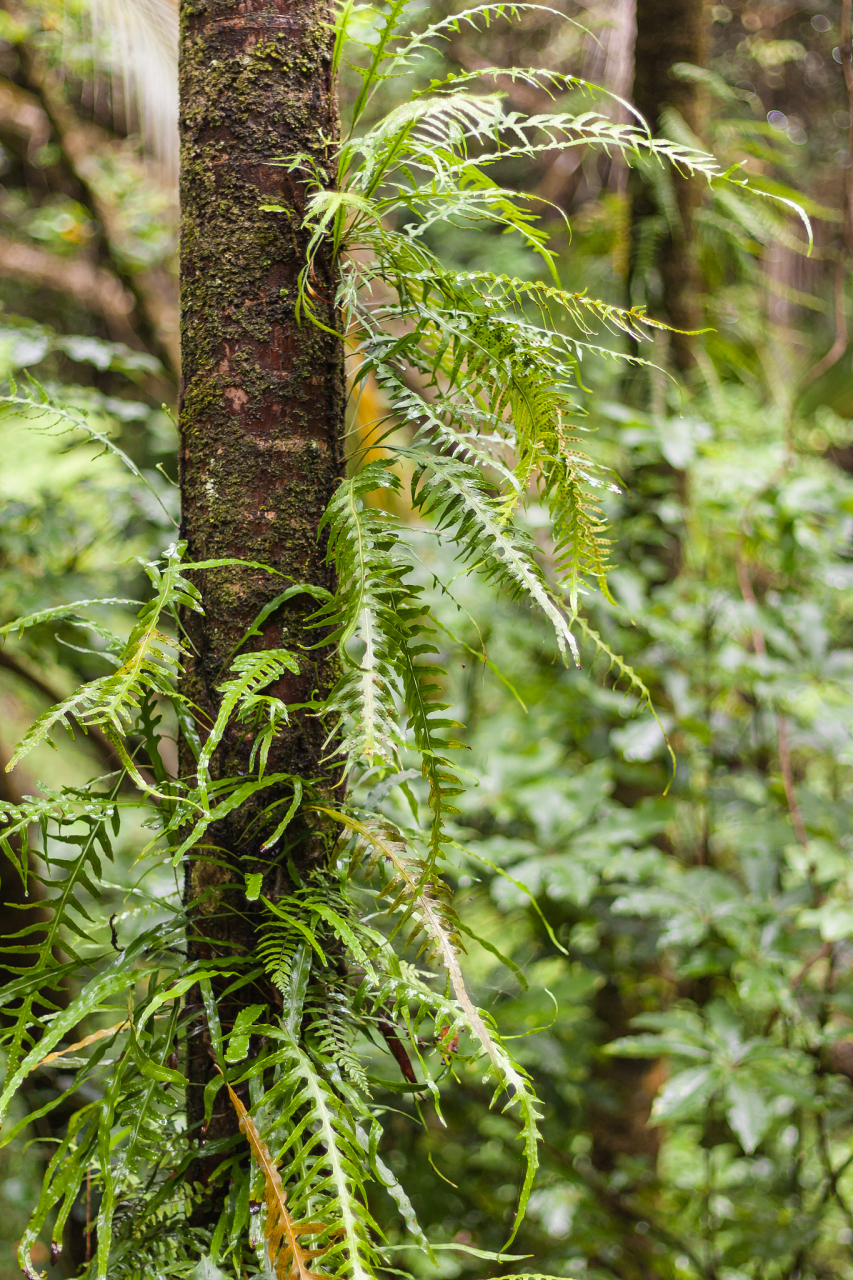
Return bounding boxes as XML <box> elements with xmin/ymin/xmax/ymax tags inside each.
<box><xmin>406</xmin><ymin>450</ymin><xmax>581</xmax><ymax>663</ymax></box>
<box><xmin>317</xmin><ymin>465</ymin><xmax>414</xmax><ymax>769</ymax></box>
<box><xmin>0</xmin><ymin>385</ymin><xmax>177</xmax><ymax>526</ymax></box>
<box><xmin>268</xmin><ymin>1039</ymin><xmax>377</xmax><ymax>1280</ymax></box>
<box><xmin>98</xmin><ymin>546</ymin><xmax>195</xmax><ymax>711</ymax></box>
<box><xmin>359</xmin><ymin>608</ymin><xmax>381</xmax><ymax>761</ymax></box>
<box><xmin>1</xmin><ymin>775</ymin><xmax>125</xmax><ymax>1092</ymax></box>
<box><xmin>6</xmin><ymin>684</ymin><xmax>108</xmax><ymax>772</ymax></box>
<box><xmin>196</xmin><ymin>648</ymin><xmax>299</xmax><ymax>795</ymax></box>
<box><xmin>226</xmin><ymin>1080</ymin><xmax>334</xmax><ymax>1280</ymax></box>
<box><xmin>328</xmin><ymin>814</ymin><xmax>543</xmax><ymax>1235</ymax></box>
<box><xmin>345</xmin><ymin>0</ymin><xmax>416</xmax><ymax>140</ymax></box>
<box><xmin>574</xmin><ymin>614</ymin><xmax>677</xmax><ymax>787</ymax></box>
<box><xmin>397</xmin><ymin>2</ymin><xmax>575</xmax><ymax>61</ymax></box>
<box><xmin>320</xmin><ymin>811</ymin><xmax>497</xmax><ymax>1068</ymax></box>
<box><xmin>0</xmin><ymin>599</ymin><xmax>140</xmax><ymax>642</ymax></box>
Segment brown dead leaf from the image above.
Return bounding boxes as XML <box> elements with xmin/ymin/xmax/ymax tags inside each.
<box><xmin>31</xmin><ymin>1021</ymin><xmax>128</xmax><ymax>1071</ymax></box>
<box><xmin>226</xmin><ymin>1082</ymin><xmax>332</xmax><ymax>1280</ymax></box>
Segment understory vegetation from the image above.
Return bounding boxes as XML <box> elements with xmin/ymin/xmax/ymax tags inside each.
<box><xmin>0</xmin><ymin>1</ymin><xmax>853</xmax><ymax>1279</ymax></box>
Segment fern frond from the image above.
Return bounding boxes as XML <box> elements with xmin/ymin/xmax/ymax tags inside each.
<box><xmin>574</xmin><ymin>615</ymin><xmax>676</xmax><ymax>788</ymax></box>
<box><xmin>0</xmin><ymin>5</ymin><xmax>815</xmax><ymax>1277</ymax></box>
<box><xmin>407</xmin><ymin>450</ymin><xmax>581</xmax><ymax>662</ymax></box>
<box><xmin>240</xmin><ymin>1037</ymin><xmax>381</xmax><ymax>1280</ymax></box>
<box><xmin>315</xmin><ymin>462</ymin><xmax>413</xmax><ymax>768</ymax></box>
<box><xmin>0</xmin><ymin>599</ymin><xmax>138</xmax><ymax>642</ymax></box>
<box><xmin>197</xmin><ymin>648</ymin><xmax>299</xmax><ymax>793</ymax></box>
<box><xmin>6</xmin><ymin>544</ymin><xmax>196</xmax><ymax>786</ymax></box>
<box><xmin>0</xmin><ymin>381</ymin><xmax>174</xmax><ymax>524</ymax></box>
<box><xmin>227</xmin><ymin>1082</ymin><xmax>333</xmax><ymax>1280</ymax></box>
<box><xmin>317</xmin><ymin>463</ymin><xmax>464</xmax><ymax>858</ymax></box>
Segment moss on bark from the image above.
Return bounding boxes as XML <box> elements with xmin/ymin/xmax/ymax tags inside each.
<box><xmin>177</xmin><ymin>0</ymin><xmax>344</xmax><ymax>1206</ymax></box>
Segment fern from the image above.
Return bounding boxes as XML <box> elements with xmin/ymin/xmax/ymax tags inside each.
<box><xmin>0</xmin><ymin>377</ymin><xmax>175</xmax><ymax>526</ymax></box>
<box><xmin>317</xmin><ymin>462</ymin><xmax>465</xmax><ymax>859</ymax></box>
<box><xmin>0</xmin><ymin>1</ymin><xmax>811</xmax><ymax>1277</ymax></box>
<box><xmin>315</xmin><ymin>461</ymin><xmax>416</xmax><ymax>769</ymax></box>
<box><xmin>226</xmin><ymin>1082</ymin><xmax>334</xmax><ymax>1280</ymax></box>
<box><xmin>196</xmin><ymin>648</ymin><xmax>299</xmax><ymax>793</ymax></box>
<box><xmin>6</xmin><ymin>542</ymin><xmax>195</xmax><ymax>783</ymax></box>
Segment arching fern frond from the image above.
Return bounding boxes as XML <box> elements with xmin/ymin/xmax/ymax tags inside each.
<box><xmin>6</xmin><ymin>542</ymin><xmax>195</xmax><ymax>778</ymax></box>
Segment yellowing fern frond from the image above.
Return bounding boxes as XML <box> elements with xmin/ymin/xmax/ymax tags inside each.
<box><xmin>226</xmin><ymin>1083</ymin><xmax>332</xmax><ymax>1280</ymax></box>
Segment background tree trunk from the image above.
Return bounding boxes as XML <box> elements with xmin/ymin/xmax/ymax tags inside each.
<box><xmin>631</xmin><ymin>0</ymin><xmax>707</xmax><ymax>371</ymax></box>
<box><xmin>178</xmin><ymin>0</ymin><xmax>344</xmax><ymax>1210</ymax></box>
<box><xmin>582</xmin><ymin>7</ymin><xmax>709</xmax><ymax>1264</ymax></box>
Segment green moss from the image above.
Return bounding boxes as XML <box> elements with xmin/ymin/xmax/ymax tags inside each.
<box><xmin>178</xmin><ymin>0</ymin><xmax>345</xmax><ymax>829</ymax></box>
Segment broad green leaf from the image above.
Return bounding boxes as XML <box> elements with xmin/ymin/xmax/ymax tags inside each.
<box><xmin>726</xmin><ymin>1080</ymin><xmax>771</xmax><ymax>1154</ymax></box>
<box><xmin>651</xmin><ymin>1066</ymin><xmax>716</xmax><ymax>1122</ymax></box>
<box><xmin>189</xmin><ymin>1261</ymin><xmax>231</xmax><ymax>1280</ymax></box>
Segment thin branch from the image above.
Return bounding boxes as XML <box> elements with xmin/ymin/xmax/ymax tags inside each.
<box><xmin>735</xmin><ymin>555</ymin><xmax>809</xmax><ymax>850</ymax></box>
<box><xmin>816</xmin><ymin>1109</ymin><xmax>853</xmax><ymax>1236</ymax></box>
<box><xmin>792</xmin><ymin>942</ymin><xmax>832</xmax><ymax>989</ymax></box>
<box><xmin>569</xmin><ymin>1153</ymin><xmax>712</xmax><ymax>1279</ymax></box>
<box><xmin>11</xmin><ymin>45</ymin><xmax>179</xmax><ymax>378</ymax></box>
<box><xmin>0</xmin><ymin>234</ymin><xmax>137</xmax><ymax>341</ymax></box>
<box><xmin>0</xmin><ymin>76</ymin><xmax>51</xmax><ymax>160</ymax></box>
<box><xmin>376</xmin><ymin>1018</ymin><xmax>417</xmax><ymax>1083</ymax></box>
<box><xmin>776</xmin><ymin>713</ymin><xmax>809</xmax><ymax>850</ymax></box>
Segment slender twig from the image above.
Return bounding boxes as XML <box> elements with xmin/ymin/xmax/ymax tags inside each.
<box><xmin>816</xmin><ymin>1110</ymin><xmax>853</xmax><ymax>1236</ymax></box>
<box><xmin>376</xmin><ymin>1018</ymin><xmax>417</xmax><ymax>1083</ymax></box>
<box><xmin>85</xmin><ymin>1165</ymin><xmax>91</xmax><ymax>1265</ymax></box>
<box><xmin>735</xmin><ymin>555</ymin><xmax>809</xmax><ymax>850</ymax></box>
<box><xmin>816</xmin><ymin>1148</ymin><xmax>853</xmax><ymax>1209</ymax></box>
<box><xmin>0</xmin><ymin>234</ymin><xmax>135</xmax><ymax>340</ymax></box>
<box><xmin>569</xmin><ymin>1151</ymin><xmax>712</xmax><ymax>1278</ymax></box>
<box><xmin>11</xmin><ymin>42</ymin><xmax>179</xmax><ymax>379</ymax></box>
<box><xmin>791</xmin><ymin>942</ymin><xmax>832</xmax><ymax>990</ymax></box>
<box><xmin>776</xmin><ymin>713</ymin><xmax>809</xmax><ymax>851</ymax></box>
<box><xmin>702</xmin><ymin>1133</ymin><xmax>716</xmax><ymax>1280</ymax></box>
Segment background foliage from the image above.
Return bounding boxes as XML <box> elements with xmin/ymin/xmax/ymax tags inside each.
<box><xmin>1</xmin><ymin>1</ymin><xmax>853</xmax><ymax>1279</ymax></box>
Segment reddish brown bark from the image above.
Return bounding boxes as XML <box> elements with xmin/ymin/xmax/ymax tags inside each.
<box><xmin>178</xmin><ymin>0</ymin><xmax>344</xmax><ymax>1209</ymax></box>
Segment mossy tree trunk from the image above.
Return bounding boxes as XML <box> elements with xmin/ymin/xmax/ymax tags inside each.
<box><xmin>178</xmin><ymin>0</ymin><xmax>344</xmax><ymax>1211</ymax></box>
<box><xmin>631</xmin><ymin>0</ymin><xmax>707</xmax><ymax>371</ymax></box>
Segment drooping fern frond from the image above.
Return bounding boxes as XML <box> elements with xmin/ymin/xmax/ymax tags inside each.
<box><xmin>0</xmin><ymin>377</ymin><xmax>175</xmax><ymax>526</ymax></box>
<box><xmin>408</xmin><ymin>449</ymin><xmax>583</xmax><ymax>658</ymax></box>
<box><xmin>315</xmin><ymin>462</ymin><xmax>415</xmax><ymax>769</ymax></box>
<box><xmin>316</xmin><ymin>462</ymin><xmax>465</xmax><ymax>860</ymax></box>
<box><xmin>317</xmin><ymin>808</ymin><xmax>543</xmax><ymax>1239</ymax></box>
<box><xmin>266</xmin><ymin>1039</ymin><xmax>378</xmax><ymax>1280</ymax></box>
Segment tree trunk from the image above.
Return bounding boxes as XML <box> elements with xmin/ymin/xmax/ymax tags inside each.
<box><xmin>178</xmin><ymin>0</ymin><xmax>344</xmax><ymax>1211</ymax></box>
<box><xmin>582</xmin><ymin>6</ymin><xmax>709</xmax><ymax>1261</ymax></box>
<box><xmin>631</xmin><ymin>0</ymin><xmax>707</xmax><ymax>371</ymax></box>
